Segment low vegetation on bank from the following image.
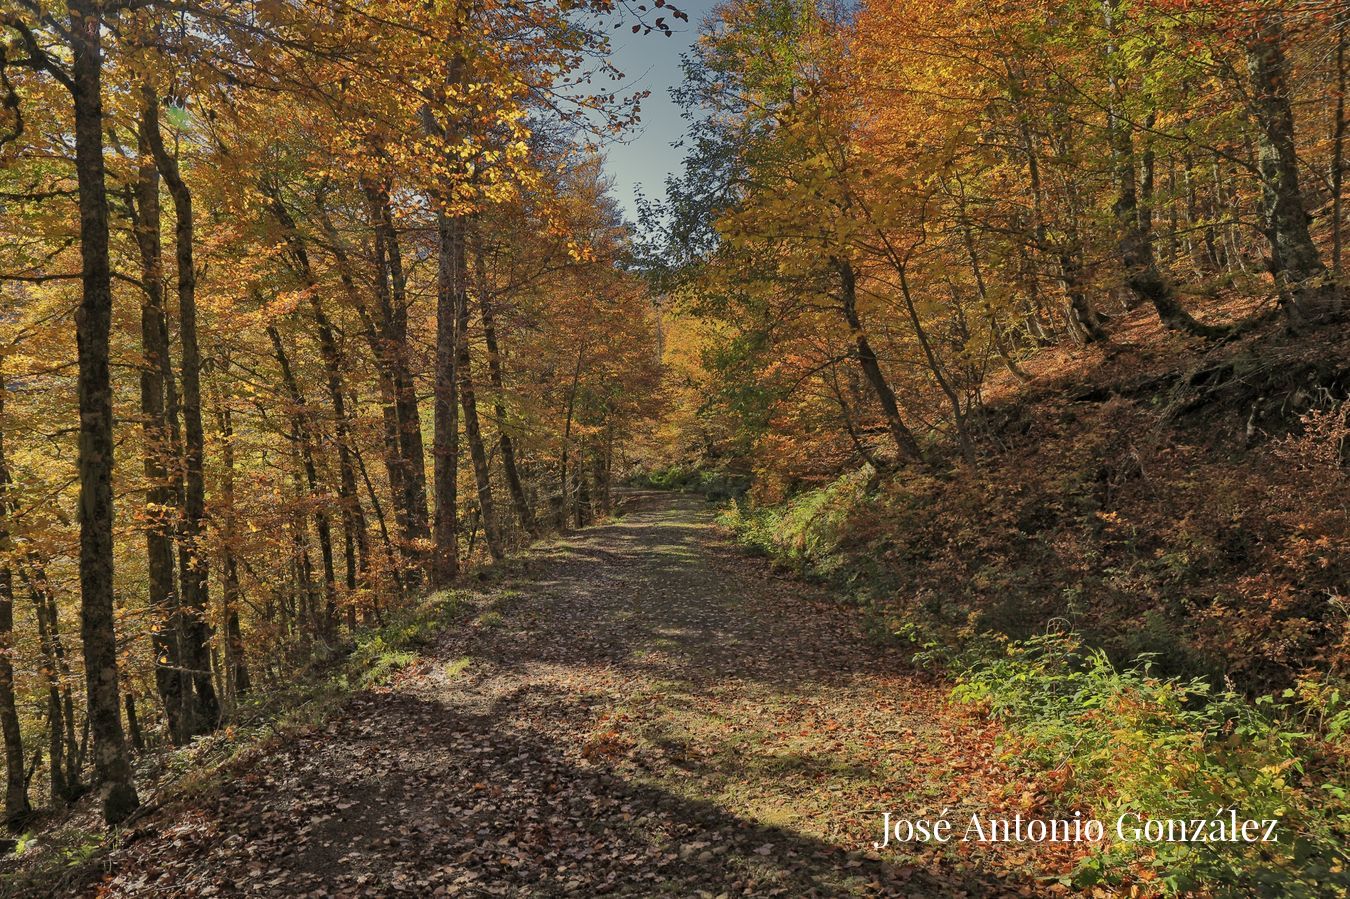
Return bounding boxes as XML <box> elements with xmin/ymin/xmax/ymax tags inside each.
<box><xmin>680</xmin><ymin>315</ymin><xmax>1350</xmax><ymax>894</ymax></box>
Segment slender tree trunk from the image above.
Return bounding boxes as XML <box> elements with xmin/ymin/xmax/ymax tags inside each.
<box><xmin>0</xmin><ymin>564</ymin><xmax>23</xmax><ymax>827</ymax></box>
<box><xmin>1100</xmin><ymin>1</ymin><xmax>1223</xmax><ymax>338</ymax></box>
<box><xmin>1007</xmin><ymin>70</ymin><xmax>1107</xmax><ymax>343</ymax></box>
<box><xmin>351</xmin><ymin>433</ymin><xmax>404</xmax><ymax>608</ymax></box>
<box><xmin>129</xmin><ymin>102</ymin><xmax>191</xmax><ymax>744</ymax></box>
<box><xmin>1246</xmin><ymin>11</ymin><xmax>1337</xmax><ymax>320</ymax></box>
<box><xmin>69</xmin><ymin>0</ymin><xmax>138</xmax><ymax>824</ymax></box>
<box><xmin>832</xmin><ymin>258</ymin><xmax>925</xmax><ymax>463</ymax></box>
<box><xmin>602</xmin><ymin>421</ymin><xmax>614</xmax><ymax>517</ymax></box>
<box><xmin>574</xmin><ymin>463</ymin><xmax>591</xmax><ymax>529</ymax></box>
<box><xmin>46</xmin><ymin>579</ymin><xmax>79</xmax><ymax>795</ymax></box>
<box><xmin>433</xmin><ymin>212</ymin><xmax>464</xmax><ymax>584</ymax></box>
<box><xmin>455</xmin><ymin>273</ymin><xmax>504</xmax><ymax>561</ymax></box>
<box><xmin>1166</xmin><ymin>155</ymin><xmax>1180</xmax><ymax>265</ymax></box>
<box><xmin>590</xmin><ymin>431</ymin><xmax>610</xmax><ymax>518</ymax></box>
<box><xmin>1182</xmin><ymin>152</ymin><xmax>1210</xmax><ymax>273</ymax></box>
<box><xmin>212</xmin><ymin>357</ymin><xmax>250</xmax><ymax>699</ymax></box>
<box><xmin>366</xmin><ymin>187</ymin><xmax>430</xmax><ymax>570</ymax></box>
<box><xmin>1059</xmin><ymin>198</ymin><xmax>1110</xmax><ymax>343</ymax></box>
<box><xmin>318</xmin><ymin>194</ymin><xmax>422</xmax><ymax>580</ymax></box>
<box><xmin>1219</xmin><ymin>155</ymin><xmax>1250</xmax><ymax>275</ymax></box>
<box><xmin>25</xmin><ymin>561</ymin><xmax>79</xmax><ymax>804</ymax></box>
<box><xmin>268</xmin><ymin>326</ymin><xmax>339</xmax><ymax>641</ymax></box>
<box><xmin>828</xmin><ymin>367</ymin><xmax>888</xmax><ymax>472</ymax></box>
<box><xmin>287</xmin><ymin>461</ymin><xmax>320</xmax><ymax>646</ymax></box>
<box><xmin>428</xmin><ymin>41</ymin><xmax>471</xmax><ymax>580</ymax></box>
<box><xmin>471</xmin><ymin>229</ymin><xmax>535</xmax><ymax>537</ymax></box>
<box><xmin>894</xmin><ymin>263</ymin><xmax>975</xmax><ymax>466</ymax></box>
<box><xmin>382</xmin><ymin>199</ymin><xmax>430</xmax><ymax>544</ymax></box>
<box><xmin>316</xmin><ymin>312</ymin><xmax>366</xmax><ymax>610</ymax></box>
<box><xmin>123</xmin><ymin>694</ymin><xmax>144</xmax><ymax>753</ymax></box>
<box><xmin>559</xmin><ymin>346</ymin><xmax>584</xmax><ymax>530</ymax></box>
<box><xmin>957</xmin><ymin>208</ymin><xmax>1031</xmax><ymax>381</ymax></box>
<box><xmin>1140</xmin><ymin>127</ymin><xmax>1156</xmax><ymax>236</ymax></box>
<box><xmin>0</xmin><ymin>368</ymin><xmax>28</xmax><ymax>826</ymax></box>
<box><xmin>1205</xmin><ymin>155</ymin><xmax>1228</xmax><ymax>271</ymax></box>
<box><xmin>264</xmin><ymin>187</ymin><xmax>369</xmax><ymax>625</ymax></box>
<box><xmin>144</xmin><ymin>94</ymin><xmax>219</xmax><ymax>734</ymax></box>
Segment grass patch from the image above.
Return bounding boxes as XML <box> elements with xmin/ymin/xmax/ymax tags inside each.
<box><xmin>474</xmin><ymin>610</ymin><xmax>504</xmax><ymax>628</ymax></box>
<box><xmin>356</xmin><ymin>647</ymin><xmax>419</xmax><ymax>688</ymax></box>
<box><xmin>489</xmin><ymin>589</ymin><xmax>523</xmax><ymax>609</ymax></box>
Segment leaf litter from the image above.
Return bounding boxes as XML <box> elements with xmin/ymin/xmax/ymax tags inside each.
<box><xmin>93</xmin><ymin>492</ymin><xmax>1081</xmax><ymax>897</ymax></box>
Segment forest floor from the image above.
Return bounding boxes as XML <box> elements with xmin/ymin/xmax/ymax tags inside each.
<box><xmin>83</xmin><ymin>492</ymin><xmax>1084</xmax><ymax>897</ymax></box>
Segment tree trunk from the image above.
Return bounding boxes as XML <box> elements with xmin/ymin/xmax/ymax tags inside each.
<box><xmin>0</xmin><ymin>368</ymin><xmax>29</xmax><ymax>826</ymax></box>
<box><xmin>328</xmin><ymin>394</ymin><xmax>364</xmax><ymax>605</ymax></box>
<box><xmin>45</xmin><ymin>577</ymin><xmax>80</xmax><ymax>796</ymax></box>
<box><xmin>574</xmin><ymin>464</ymin><xmax>592</xmax><ymax>529</ymax></box>
<box><xmin>590</xmin><ymin>432</ymin><xmax>610</xmax><ymax>519</ymax></box>
<box><xmin>600</xmin><ymin>421</ymin><xmax>614</xmax><ymax>517</ymax></box>
<box><xmin>129</xmin><ymin>102</ymin><xmax>191</xmax><ymax>745</ymax></box>
<box><xmin>1007</xmin><ymin>68</ymin><xmax>1107</xmax><ymax>344</ymax></box>
<box><xmin>1059</xmin><ymin>214</ymin><xmax>1110</xmax><ymax>343</ymax></box>
<box><xmin>264</xmin><ymin>187</ymin><xmax>369</xmax><ymax>626</ymax></box>
<box><xmin>23</xmin><ymin>564</ymin><xmax>70</xmax><ymax>804</ymax></box>
<box><xmin>0</xmin><ymin>562</ymin><xmax>24</xmax><ymax>827</ymax></box>
<box><xmin>268</xmin><ymin>326</ymin><xmax>339</xmax><ymax>641</ymax></box>
<box><xmin>123</xmin><ymin>694</ymin><xmax>144</xmax><ymax>753</ymax></box>
<box><xmin>828</xmin><ymin>366</ymin><xmax>888</xmax><ymax>472</ymax></box>
<box><xmin>1246</xmin><ymin>11</ymin><xmax>1337</xmax><ymax>320</ymax></box>
<box><xmin>69</xmin><ymin>0</ymin><xmax>138</xmax><ymax>824</ymax></box>
<box><xmin>311</xmin><ymin>296</ymin><xmax>367</xmax><ymax>613</ymax></box>
<box><xmin>958</xmin><ymin>209</ymin><xmax>1031</xmax><ymax>381</ymax></box>
<box><xmin>895</xmin><ymin>263</ymin><xmax>976</xmax><ymax>467</ymax></box>
<box><xmin>287</xmin><ymin>461</ymin><xmax>320</xmax><ymax>645</ymax></box>
<box><xmin>832</xmin><ymin>258</ymin><xmax>925</xmax><ymax>463</ymax></box>
<box><xmin>351</xmin><ymin>432</ymin><xmax>404</xmax><ymax>608</ymax></box>
<box><xmin>1166</xmin><ymin>154</ymin><xmax>1180</xmax><ymax>265</ymax></box>
<box><xmin>559</xmin><ymin>346</ymin><xmax>585</xmax><ymax>530</ymax></box>
<box><xmin>1100</xmin><ymin>1</ymin><xmax>1224</xmax><ymax>339</ymax></box>
<box><xmin>212</xmin><ymin>356</ymin><xmax>250</xmax><ymax>699</ymax></box>
<box><xmin>143</xmin><ymin>93</ymin><xmax>219</xmax><ymax>734</ymax></box>
<box><xmin>318</xmin><ymin>192</ymin><xmax>424</xmax><ymax>581</ymax></box>
<box><xmin>471</xmin><ymin>228</ymin><xmax>535</xmax><ymax>537</ymax></box>
<box><xmin>433</xmin><ymin>212</ymin><xmax>464</xmax><ymax>584</ymax></box>
<box><xmin>366</xmin><ymin>187</ymin><xmax>431</xmax><ymax>572</ymax></box>
<box><xmin>1334</xmin><ymin>8</ymin><xmax>1347</xmax><ymax>315</ymax></box>
<box><xmin>455</xmin><ymin>271</ymin><xmax>504</xmax><ymax>561</ymax></box>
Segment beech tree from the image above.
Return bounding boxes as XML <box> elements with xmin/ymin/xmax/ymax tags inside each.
<box><xmin>0</xmin><ymin>0</ymin><xmax>674</xmax><ymax>826</ymax></box>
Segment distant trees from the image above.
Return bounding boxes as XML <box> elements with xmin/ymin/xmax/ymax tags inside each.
<box><xmin>649</xmin><ymin>0</ymin><xmax>1345</xmax><ymax>484</ymax></box>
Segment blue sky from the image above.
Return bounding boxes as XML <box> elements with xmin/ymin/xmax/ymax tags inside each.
<box><xmin>601</xmin><ymin>0</ymin><xmax>716</xmax><ymax>222</ymax></box>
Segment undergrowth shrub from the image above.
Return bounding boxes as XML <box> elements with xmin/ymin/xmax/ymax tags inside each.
<box><xmin>950</xmin><ymin>632</ymin><xmax>1350</xmax><ymax>896</ymax></box>
<box><xmin>718</xmin><ymin>467</ymin><xmax>873</xmax><ymax>575</ymax></box>
<box><xmin>721</xmin><ymin>436</ymin><xmax>1349</xmax><ymax>894</ymax></box>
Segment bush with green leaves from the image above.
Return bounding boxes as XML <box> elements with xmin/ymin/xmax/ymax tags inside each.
<box><xmin>719</xmin><ymin>468</ymin><xmax>873</xmax><ymax>574</ymax></box>
<box><xmin>951</xmin><ymin>632</ymin><xmax>1350</xmax><ymax>896</ymax></box>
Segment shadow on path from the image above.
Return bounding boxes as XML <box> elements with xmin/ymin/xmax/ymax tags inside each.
<box><xmin>90</xmin><ymin>491</ymin><xmax>1046</xmax><ymax>898</ymax></box>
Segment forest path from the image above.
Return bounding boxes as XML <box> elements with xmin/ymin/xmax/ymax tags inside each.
<box><xmin>98</xmin><ymin>492</ymin><xmax>1066</xmax><ymax>897</ymax></box>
